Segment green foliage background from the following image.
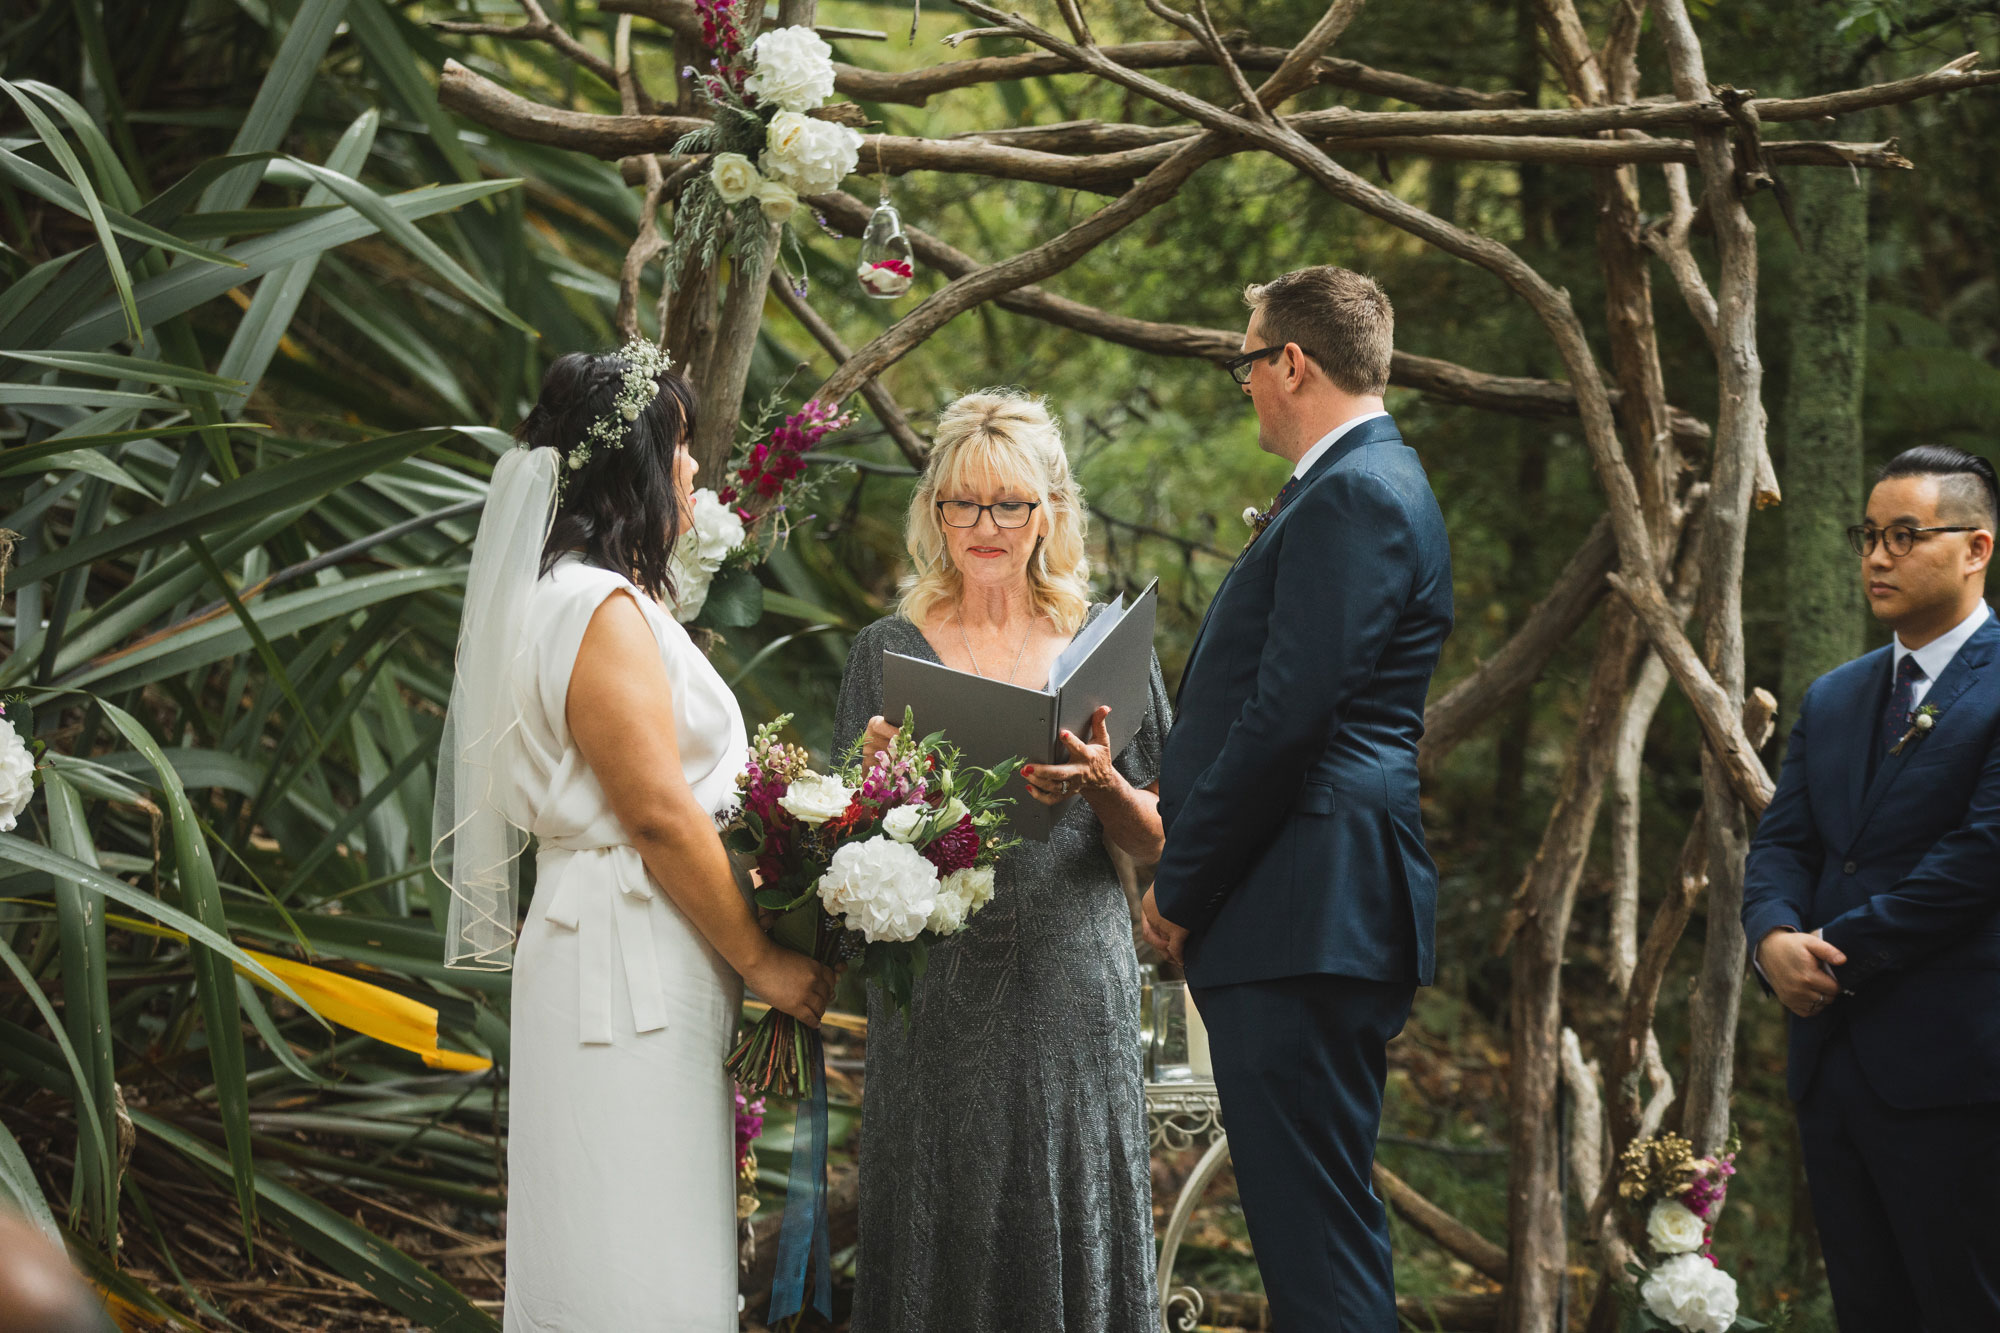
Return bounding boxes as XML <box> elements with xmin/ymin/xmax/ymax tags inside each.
<box><xmin>2</xmin><ymin>0</ymin><xmax>1998</xmax><ymax>1327</ymax></box>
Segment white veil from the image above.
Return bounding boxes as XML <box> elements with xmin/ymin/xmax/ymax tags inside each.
<box><xmin>433</xmin><ymin>446</ymin><xmax>560</xmax><ymax>970</ymax></box>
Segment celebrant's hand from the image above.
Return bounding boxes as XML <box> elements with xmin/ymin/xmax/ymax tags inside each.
<box><xmin>1024</xmin><ymin>706</ymin><xmax>1119</xmax><ymax>807</ymax></box>
<box><xmin>1141</xmin><ymin>887</ymin><xmax>1189</xmax><ymax>967</ymax></box>
<box><xmin>745</xmin><ymin>943</ymin><xmax>836</xmax><ymax>1027</ymax></box>
<box><xmin>861</xmin><ymin>714</ymin><xmax>901</xmax><ymax>766</ymax></box>
<box><xmin>1758</xmin><ymin>928</ymin><xmax>1846</xmax><ymax>1018</ymax></box>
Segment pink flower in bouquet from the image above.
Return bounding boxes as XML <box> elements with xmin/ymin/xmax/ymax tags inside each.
<box><xmin>921</xmin><ymin>816</ymin><xmax>980</xmax><ymax>874</ymax></box>
<box><xmin>859</xmin><ymin>751</ymin><xmax>925</xmax><ymax>807</ymax></box>
<box><xmin>734</xmin><ymin>1085</ymin><xmax>765</xmax><ymax>1173</ymax></box>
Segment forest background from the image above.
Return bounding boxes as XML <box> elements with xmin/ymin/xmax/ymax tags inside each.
<box><xmin>3</xmin><ymin>0</ymin><xmax>1999</xmax><ymax>1329</ymax></box>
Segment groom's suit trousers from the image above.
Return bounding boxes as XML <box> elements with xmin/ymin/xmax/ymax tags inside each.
<box><xmin>1797</xmin><ymin>1020</ymin><xmax>2000</xmax><ymax>1331</ymax></box>
<box><xmin>1194</xmin><ymin>973</ymin><xmax>1415</xmax><ymax>1332</ymax></box>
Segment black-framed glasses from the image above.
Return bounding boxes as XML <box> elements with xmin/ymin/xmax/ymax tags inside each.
<box><xmin>937</xmin><ymin>499</ymin><xmax>1041</xmax><ymax>529</ymax></box>
<box><xmin>1222</xmin><ymin>344</ymin><xmax>1321</xmax><ymax>386</ymax></box>
<box><xmin>1845</xmin><ymin>523</ymin><xmax>1981</xmax><ymax>557</ymax></box>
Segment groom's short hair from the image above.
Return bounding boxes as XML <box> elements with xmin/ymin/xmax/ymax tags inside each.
<box><xmin>1875</xmin><ymin>444</ymin><xmax>1999</xmax><ymax>531</ymax></box>
<box><xmin>1243</xmin><ymin>266</ymin><xmax>1393</xmax><ymax>396</ymax></box>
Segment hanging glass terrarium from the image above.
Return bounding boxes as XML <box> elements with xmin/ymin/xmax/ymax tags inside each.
<box><xmin>856</xmin><ymin>192</ymin><xmax>915</xmax><ymax>300</ymax></box>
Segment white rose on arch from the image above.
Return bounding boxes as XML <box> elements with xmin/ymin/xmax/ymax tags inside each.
<box><xmin>744</xmin><ymin>26</ymin><xmax>837</xmax><ymax>113</ymax></box>
<box><xmin>757</xmin><ymin>178</ymin><xmax>800</xmax><ymax>225</ymax></box>
<box><xmin>667</xmin><ymin>488</ymin><xmax>745</xmax><ymax>621</ymax></box>
<box><xmin>1646</xmin><ymin>1198</ymin><xmax>1708</xmax><ymax>1256</ymax></box>
<box><xmin>0</xmin><ymin>720</ymin><xmax>37</xmax><ymax>833</ymax></box>
<box><xmin>710</xmin><ymin>152</ymin><xmax>761</xmax><ymax>205</ymax></box>
<box><xmin>669</xmin><ymin>560</ymin><xmax>714</xmax><ymax>625</ymax></box>
<box><xmin>760</xmin><ymin>111</ymin><xmax>862</xmax><ymax>197</ymax></box>
<box><xmin>1640</xmin><ymin>1253</ymin><xmax>1739</xmax><ymax>1333</ymax></box>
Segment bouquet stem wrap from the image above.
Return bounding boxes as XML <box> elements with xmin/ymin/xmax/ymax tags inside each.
<box><xmin>767</xmin><ymin>1028</ymin><xmax>831</xmax><ymax>1323</ymax></box>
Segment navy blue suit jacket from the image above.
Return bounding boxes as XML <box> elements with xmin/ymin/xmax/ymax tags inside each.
<box><xmin>1743</xmin><ymin>610</ymin><xmax>2000</xmax><ymax>1108</ymax></box>
<box><xmin>1155</xmin><ymin>415</ymin><xmax>1453</xmax><ymax>989</ymax></box>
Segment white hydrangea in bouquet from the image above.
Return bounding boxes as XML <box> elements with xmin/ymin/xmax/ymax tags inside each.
<box><xmin>667</xmin><ymin>9</ymin><xmax>864</xmax><ymax>292</ymax></box>
<box><xmin>723</xmin><ymin>709</ymin><xmax>1022</xmax><ymax>1097</ymax></box>
<box><xmin>1616</xmin><ymin>1132</ymin><xmax>1770</xmax><ymax>1332</ymax></box>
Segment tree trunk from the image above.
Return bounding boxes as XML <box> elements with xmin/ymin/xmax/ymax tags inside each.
<box><xmin>1780</xmin><ymin>29</ymin><xmax>1870</xmax><ymax>738</ymax></box>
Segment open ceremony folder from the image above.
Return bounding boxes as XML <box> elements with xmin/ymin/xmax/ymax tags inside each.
<box><xmin>881</xmin><ymin>581</ymin><xmax>1159</xmax><ymax>841</ymax></box>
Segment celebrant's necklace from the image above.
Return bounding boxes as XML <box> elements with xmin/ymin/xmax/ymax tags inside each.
<box><xmin>956</xmin><ymin>609</ymin><xmax>1031</xmax><ymax>684</ymax></box>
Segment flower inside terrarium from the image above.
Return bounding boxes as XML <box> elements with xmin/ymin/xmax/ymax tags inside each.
<box><xmin>857</xmin><ymin>198</ymin><xmax>915</xmax><ymax>298</ymax></box>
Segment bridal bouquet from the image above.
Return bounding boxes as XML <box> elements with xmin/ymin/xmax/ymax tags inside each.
<box><xmin>723</xmin><ymin>710</ymin><xmax>1022</xmax><ymax>1096</ymax></box>
<box><xmin>1617</xmin><ymin>1132</ymin><xmax>1767</xmax><ymax>1333</ymax></box>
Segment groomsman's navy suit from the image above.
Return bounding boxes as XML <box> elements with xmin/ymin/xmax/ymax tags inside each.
<box><xmin>1743</xmin><ymin>603</ymin><xmax>2000</xmax><ymax>1330</ymax></box>
<box><xmin>1156</xmin><ymin>413</ymin><xmax>1452</xmax><ymax>1329</ymax></box>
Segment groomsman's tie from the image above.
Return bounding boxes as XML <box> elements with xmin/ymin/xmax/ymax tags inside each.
<box><xmin>1881</xmin><ymin>654</ymin><xmax>1926</xmax><ymax>755</ymax></box>
<box><xmin>1270</xmin><ymin>474</ymin><xmax>1303</xmax><ymax>516</ymax></box>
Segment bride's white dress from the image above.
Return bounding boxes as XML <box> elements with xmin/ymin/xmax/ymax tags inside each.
<box><xmin>495</xmin><ymin>554</ymin><xmax>748</xmax><ymax>1332</ymax></box>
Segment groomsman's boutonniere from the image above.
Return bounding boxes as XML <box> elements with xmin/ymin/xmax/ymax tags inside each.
<box><xmin>1244</xmin><ymin>504</ymin><xmax>1273</xmax><ymax>538</ymax></box>
<box><xmin>1890</xmin><ymin>702</ymin><xmax>1941</xmax><ymax>756</ymax></box>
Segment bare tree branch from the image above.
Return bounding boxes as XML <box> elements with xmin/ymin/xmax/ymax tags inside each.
<box><xmin>435</xmin><ymin>0</ymin><xmax>657</xmax><ymax>113</ymax></box>
<box><xmin>767</xmin><ymin>273</ymin><xmax>931</xmax><ymax>468</ymax></box>
<box><xmin>1658</xmin><ymin>0</ymin><xmax>1770</xmax><ymax>1160</ymax></box>
<box><xmin>1374</xmin><ymin>1162</ymin><xmax>1511</xmax><ymax>1284</ymax></box>
<box><xmin>1419</xmin><ymin>515</ymin><xmax>1616</xmax><ymax>776</ymax></box>
<box><xmin>807</xmin><ymin>189</ymin><xmax>1712</xmax><ymax>442</ymax></box>
<box><xmin>951</xmin><ymin>0</ymin><xmax>1780</xmax><ymax>822</ymax></box>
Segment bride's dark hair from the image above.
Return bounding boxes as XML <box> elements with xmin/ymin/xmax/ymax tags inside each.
<box><xmin>525</xmin><ymin>349</ymin><xmax>700</xmax><ymax>601</ymax></box>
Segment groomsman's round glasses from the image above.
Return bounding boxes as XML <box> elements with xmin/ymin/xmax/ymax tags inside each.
<box><xmin>1845</xmin><ymin>523</ymin><xmax>1980</xmax><ymax>557</ymax></box>
<box><xmin>937</xmin><ymin>500</ymin><xmax>1041</xmax><ymax>529</ymax></box>
<box><xmin>1222</xmin><ymin>344</ymin><xmax>1324</xmax><ymax>386</ymax></box>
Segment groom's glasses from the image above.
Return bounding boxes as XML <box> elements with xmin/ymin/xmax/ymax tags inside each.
<box><xmin>1845</xmin><ymin>523</ymin><xmax>1980</xmax><ymax>557</ymax></box>
<box><xmin>1223</xmin><ymin>344</ymin><xmax>1322</xmax><ymax>386</ymax></box>
<box><xmin>937</xmin><ymin>500</ymin><xmax>1041</xmax><ymax>529</ymax></box>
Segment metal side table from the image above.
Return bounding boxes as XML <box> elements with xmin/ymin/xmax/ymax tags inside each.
<box><xmin>1142</xmin><ymin>967</ymin><xmax>1231</xmax><ymax>1332</ymax></box>
<box><xmin>1145</xmin><ymin>1080</ymin><xmax>1229</xmax><ymax>1331</ymax></box>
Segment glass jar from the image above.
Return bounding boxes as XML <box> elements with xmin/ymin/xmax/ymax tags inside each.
<box><xmin>856</xmin><ymin>198</ymin><xmax>915</xmax><ymax>300</ymax></box>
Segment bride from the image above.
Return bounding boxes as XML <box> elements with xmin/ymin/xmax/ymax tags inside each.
<box><xmin>433</xmin><ymin>344</ymin><xmax>835</xmax><ymax>1330</ymax></box>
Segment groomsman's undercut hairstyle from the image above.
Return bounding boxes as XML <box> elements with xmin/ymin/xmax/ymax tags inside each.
<box><xmin>1875</xmin><ymin>444</ymin><xmax>2000</xmax><ymax>531</ymax></box>
<box><xmin>1243</xmin><ymin>266</ymin><xmax>1393</xmax><ymax>397</ymax></box>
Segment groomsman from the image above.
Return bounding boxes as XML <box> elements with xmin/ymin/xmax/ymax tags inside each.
<box><xmin>1143</xmin><ymin>266</ymin><xmax>1452</xmax><ymax>1329</ymax></box>
<box><xmin>1743</xmin><ymin>444</ymin><xmax>2000</xmax><ymax>1328</ymax></box>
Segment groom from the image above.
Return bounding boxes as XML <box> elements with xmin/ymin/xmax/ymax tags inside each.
<box><xmin>1743</xmin><ymin>445</ymin><xmax>2000</xmax><ymax>1328</ymax></box>
<box><xmin>1145</xmin><ymin>266</ymin><xmax>1452</xmax><ymax>1328</ymax></box>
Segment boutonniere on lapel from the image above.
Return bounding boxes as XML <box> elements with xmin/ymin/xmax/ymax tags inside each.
<box><xmin>1890</xmin><ymin>703</ymin><xmax>1941</xmax><ymax>756</ymax></box>
<box><xmin>1243</xmin><ymin>505</ymin><xmax>1273</xmax><ymax>539</ymax></box>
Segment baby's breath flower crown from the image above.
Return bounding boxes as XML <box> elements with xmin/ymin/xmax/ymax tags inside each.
<box><xmin>568</xmin><ymin>338</ymin><xmax>676</xmax><ymax>474</ymax></box>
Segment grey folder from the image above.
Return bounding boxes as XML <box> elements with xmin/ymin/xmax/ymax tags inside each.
<box><xmin>881</xmin><ymin>582</ymin><xmax>1158</xmax><ymax>841</ymax></box>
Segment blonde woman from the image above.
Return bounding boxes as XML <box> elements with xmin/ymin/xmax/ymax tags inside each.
<box><xmin>832</xmin><ymin>390</ymin><xmax>1169</xmax><ymax>1333</ymax></box>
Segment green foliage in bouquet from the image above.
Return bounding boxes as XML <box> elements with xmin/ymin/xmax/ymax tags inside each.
<box><xmin>723</xmin><ymin>709</ymin><xmax>1022</xmax><ymax>1096</ymax></box>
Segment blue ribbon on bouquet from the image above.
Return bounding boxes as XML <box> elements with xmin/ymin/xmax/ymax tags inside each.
<box><xmin>768</xmin><ymin>1029</ymin><xmax>832</xmax><ymax>1323</ymax></box>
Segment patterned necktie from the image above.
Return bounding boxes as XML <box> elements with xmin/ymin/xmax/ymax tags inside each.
<box><xmin>1881</xmin><ymin>654</ymin><xmax>1927</xmax><ymax>755</ymax></box>
<box><xmin>1270</xmin><ymin>475</ymin><xmax>1302</xmax><ymax>516</ymax></box>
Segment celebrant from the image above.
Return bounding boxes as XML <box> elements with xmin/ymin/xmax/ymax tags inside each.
<box><xmin>833</xmin><ymin>389</ymin><xmax>1171</xmax><ymax>1333</ymax></box>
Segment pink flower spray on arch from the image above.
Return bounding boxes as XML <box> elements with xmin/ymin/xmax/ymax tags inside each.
<box><xmin>720</xmin><ymin>400</ymin><xmax>855</xmax><ymax>512</ymax></box>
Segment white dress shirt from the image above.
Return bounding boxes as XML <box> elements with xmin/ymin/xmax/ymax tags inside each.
<box><xmin>1292</xmin><ymin>410</ymin><xmax>1391</xmax><ymax>480</ymax></box>
<box><xmin>1891</xmin><ymin>598</ymin><xmax>1991</xmax><ymax>705</ymax></box>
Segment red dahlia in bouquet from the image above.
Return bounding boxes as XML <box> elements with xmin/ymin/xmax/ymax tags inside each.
<box><xmin>724</xmin><ymin>709</ymin><xmax>1022</xmax><ymax>1096</ymax></box>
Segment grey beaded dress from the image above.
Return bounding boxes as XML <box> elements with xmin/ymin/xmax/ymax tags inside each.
<box><xmin>834</xmin><ymin>610</ymin><xmax>1169</xmax><ymax>1333</ymax></box>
